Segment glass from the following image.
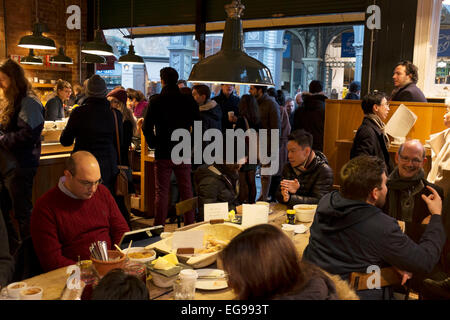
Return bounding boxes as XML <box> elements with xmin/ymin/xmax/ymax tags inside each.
<box><xmin>79</xmin><ymin>260</ymin><xmax>99</xmax><ymax>300</ymax></box>
<box><xmin>398</xmin><ymin>154</ymin><xmax>422</xmax><ymax>165</ymax></box>
<box><xmin>173</xmin><ymin>278</ymin><xmax>196</xmax><ymax>300</ymax></box>
<box><xmin>124</xmin><ymin>262</ymin><xmax>147</xmax><ymax>283</ymax></box>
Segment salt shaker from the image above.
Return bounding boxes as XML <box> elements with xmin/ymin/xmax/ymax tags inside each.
<box><xmin>173</xmin><ymin>269</ymin><xmax>198</xmax><ymax>300</ymax></box>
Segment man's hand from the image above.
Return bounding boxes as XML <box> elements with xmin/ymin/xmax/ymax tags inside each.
<box><xmin>281</xmin><ymin>186</ymin><xmax>290</xmax><ymax>202</ymax></box>
<box><xmin>280</xmin><ymin>179</ymin><xmax>300</xmax><ymax>194</ymax></box>
<box><xmin>421</xmin><ymin>185</ymin><xmax>442</xmax><ymax>216</ymax></box>
<box><xmin>394</xmin><ymin>267</ymin><xmax>413</xmax><ymax>286</ymax></box>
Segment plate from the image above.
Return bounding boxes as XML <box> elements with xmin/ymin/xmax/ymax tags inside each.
<box><xmin>195</xmin><ymin>269</ymin><xmax>228</xmax><ymax>290</ymax></box>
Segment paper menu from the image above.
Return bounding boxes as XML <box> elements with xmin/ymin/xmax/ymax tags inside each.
<box><xmin>172</xmin><ymin>230</ymin><xmax>204</xmax><ymax>249</ymax></box>
<box><xmin>385</xmin><ymin>104</ymin><xmax>417</xmax><ymax>142</ymax></box>
<box><xmin>204</xmin><ymin>202</ymin><xmax>229</xmax><ymax>221</ymax></box>
<box><xmin>241</xmin><ymin>204</ymin><xmax>269</xmax><ymax>228</ymax></box>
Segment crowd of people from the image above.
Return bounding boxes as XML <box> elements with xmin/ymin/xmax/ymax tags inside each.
<box><xmin>0</xmin><ymin>57</ymin><xmax>449</xmax><ymax>300</ymax></box>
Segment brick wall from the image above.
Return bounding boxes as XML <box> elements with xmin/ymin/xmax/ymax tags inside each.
<box><xmin>1</xmin><ymin>0</ymin><xmax>89</xmax><ymax>87</ymax></box>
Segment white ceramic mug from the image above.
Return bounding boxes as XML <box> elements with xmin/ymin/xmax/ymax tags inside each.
<box><xmin>19</xmin><ymin>286</ymin><xmax>43</xmax><ymax>300</ymax></box>
<box><xmin>6</xmin><ymin>282</ymin><xmax>27</xmax><ymax>299</ymax></box>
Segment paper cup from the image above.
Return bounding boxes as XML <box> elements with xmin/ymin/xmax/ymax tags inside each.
<box><xmin>282</xmin><ymin>225</ymin><xmax>295</xmax><ymax>240</ymax></box>
<box><xmin>7</xmin><ymin>282</ymin><xmax>27</xmax><ymax>299</ymax></box>
<box><xmin>19</xmin><ymin>286</ymin><xmax>43</xmax><ymax>300</ymax></box>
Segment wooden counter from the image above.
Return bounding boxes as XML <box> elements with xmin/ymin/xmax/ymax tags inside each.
<box><xmin>22</xmin><ymin>203</ymin><xmax>311</xmax><ymax>300</ymax></box>
<box><xmin>324</xmin><ymin>99</ymin><xmax>448</xmax><ymax>185</ymax></box>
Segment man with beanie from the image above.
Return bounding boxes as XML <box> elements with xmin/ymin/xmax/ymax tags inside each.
<box><xmin>142</xmin><ymin>67</ymin><xmax>200</xmax><ymax>226</ymax></box>
<box><xmin>293</xmin><ymin>80</ymin><xmax>328</xmax><ymax>152</ymax></box>
<box><xmin>60</xmin><ymin>74</ymin><xmax>123</xmax><ymax>194</ymax></box>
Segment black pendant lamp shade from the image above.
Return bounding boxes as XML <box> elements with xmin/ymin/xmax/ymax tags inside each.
<box><xmin>18</xmin><ymin>22</ymin><xmax>56</xmax><ymax>50</ymax></box>
<box><xmin>81</xmin><ymin>30</ymin><xmax>114</xmax><ymax>56</ymax></box>
<box><xmin>118</xmin><ymin>44</ymin><xmax>144</xmax><ymax>65</ymax></box>
<box><xmin>21</xmin><ymin>49</ymin><xmax>43</xmax><ymax>65</ymax></box>
<box><xmin>50</xmin><ymin>47</ymin><xmax>73</xmax><ymax>65</ymax></box>
<box><xmin>188</xmin><ymin>0</ymin><xmax>274</xmax><ymax>86</ymax></box>
<box><xmin>81</xmin><ymin>53</ymin><xmax>106</xmax><ymax>64</ymax></box>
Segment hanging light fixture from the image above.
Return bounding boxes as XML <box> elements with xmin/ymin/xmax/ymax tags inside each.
<box><xmin>18</xmin><ymin>0</ymin><xmax>56</xmax><ymax>50</ymax></box>
<box><xmin>188</xmin><ymin>0</ymin><xmax>273</xmax><ymax>86</ymax></box>
<box><xmin>81</xmin><ymin>53</ymin><xmax>106</xmax><ymax>64</ymax></box>
<box><xmin>50</xmin><ymin>47</ymin><xmax>73</xmax><ymax>65</ymax></box>
<box><xmin>81</xmin><ymin>0</ymin><xmax>114</xmax><ymax>56</ymax></box>
<box><xmin>119</xmin><ymin>0</ymin><xmax>144</xmax><ymax>65</ymax></box>
<box><xmin>20</xmin><ymin>49</ymin><xmax>43</xmax><ymax>65</ymax></box>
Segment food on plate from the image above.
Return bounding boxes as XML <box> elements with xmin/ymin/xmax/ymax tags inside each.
<box><xmin>152</xmin><ymin>253</ymin><xmax>179</xmax><ymax>270</ymax></box>
<box><xmin>196</xmin><ymin>235</ymin><xmax>228</xmax><ymax>254</ymax></box>
<box><xmin>128</xmin><ymin>250</ymin><xmax>154</xmax><ymax>259</ymax></box>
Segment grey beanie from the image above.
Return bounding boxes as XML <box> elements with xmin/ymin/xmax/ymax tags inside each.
<box><xmin>86</xmin><ymin>75</ymin><xmax>107</xmax><ymax>98</ymax></box>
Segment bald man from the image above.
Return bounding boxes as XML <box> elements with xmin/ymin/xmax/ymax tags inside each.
<box><xmin>31</xmin><ymin>151</ymin><xmax>129</xmax><ymax>272</ymax></box>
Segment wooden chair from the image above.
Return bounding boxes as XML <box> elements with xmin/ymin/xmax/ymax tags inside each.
<box><xmin>175</xmin><ymin>197</ymin><xmax>198</xmax><ymax>228</ymax></box>
<box><xmin>349</xmin><ymin>266</ymin><xmax>413</xmax><ymax>299</ymax></box>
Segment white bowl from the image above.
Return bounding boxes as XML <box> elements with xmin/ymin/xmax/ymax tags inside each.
<box><xmin>149</xmin><ymin>270</ymin><xmax>178</xmax><ymax>288</ymax></box>
<box><xmin>293</xmin><ymin>204</ymin><xmax>317</xmax><ymax>222</ymax></box>
<box><xmin>7</xmin><ymin>282</ymin><xmax>27</xmax><ymax>299</ymax></box>
<box><xmin>123</xmin><ymin>247</ymin><xmax>156</xmax><ymax>263</ymax></box>
<box><xmin>19</xmin><ymin>286</ymin><xmax>43</xmax><ymax>300</ymax></box>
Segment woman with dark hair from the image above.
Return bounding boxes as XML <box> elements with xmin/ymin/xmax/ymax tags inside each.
<box><xmin>234</xmin><ymin>94</ymin><xmax>260</xmax><ymax>203</ymax></box>
<box><xmin>0</xmin><ymin>59</ymin><xmax>44</xmax><ymax>252</ymax></box>
<box><xmin>220</xmin><ymin>224</ymin><xmax>356</xmax><ymax>300</ymax></box>
<box><xmin>91</xmin><ymin>269</ymin><xmax>149</xmax><ymax>300</ymax></box>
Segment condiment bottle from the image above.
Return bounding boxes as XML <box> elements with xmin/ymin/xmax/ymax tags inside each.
<box><xmin>173</xmin><ymin>269</ymin><xmax>198</xmax><ymax>300</ymax></box>
<box><xmin>286</xmin><ymin>209</ymin><xmax>296</xmax><ymax>225</ymax></box>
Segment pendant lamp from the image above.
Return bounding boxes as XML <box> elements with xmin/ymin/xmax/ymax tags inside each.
<box><xmin>20</xmin><ymin>49</ymin><xmax>43</xmax><ymax>65</ymax></box>
<box><xmin>81</xmin><ymin>0</ymin><xmax>114</xmax><ymax>56</ymax></box>
<box><xmin>118</xmin><ymin>0</ymin><xmax>144</xmax><ymax>65</ymax></box>
<box><xmin>18</xmin><ymin>0</ymin><xmax>56</xmax><ymax>50</ymax></box>
<box><xmin>50</xmin><ymin>47</ymin><xmax>73</xmax><ymax>65</ymax></box>
<box><xmin>81</xmin><ymin>53</ymin><xmax>106</xmax><ymax>64</ymax></box>
<box><xmin>188</xmin><ymin>0</ymin><xmax>274</xmax><ymax>86</ymax></box>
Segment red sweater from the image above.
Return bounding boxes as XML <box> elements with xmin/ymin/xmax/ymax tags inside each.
<box><xmin>31</xmin><ymin>184</ymin><xmax>130</xmax><ymax>272</ymax></box>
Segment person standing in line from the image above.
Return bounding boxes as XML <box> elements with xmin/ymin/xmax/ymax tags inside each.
<box><xmin>213</xmin><ymin>84</ymin><xmax>240</xmax><ymax>133</ymax></box>
<box><xmin>142</xmin><ymin>67</ymin><xmax>200</xmax><ymax>226</ymax></box>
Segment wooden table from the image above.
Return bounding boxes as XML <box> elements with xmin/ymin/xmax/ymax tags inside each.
<box><xmin>22</xmin><ymin>203</ymin><xmax>312</xmax><ymax>300</ymax></box>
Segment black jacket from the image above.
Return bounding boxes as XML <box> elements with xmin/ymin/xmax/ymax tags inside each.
<box><xmin>391</xmin><ymin>82</ymin><xmax>427</xmax><ymax>103</ymax></box>
<box><xmin>350</xmin><ymin>117</ymin><xmax>393</xmax><ymax>172</ymax></box>
<box><xmin>303</xmin><ymin>191</ymin><xmax>446</xmax><ymax>300</ymax></box>
<box><xmin>142</xmin><ymin>85</ymin><xmax>200</xmax><ymax>160</ymax></box>
<box><xmin>293</xmin><ymin>93</ymin><xmax>327</xmax><ymax>151</ymax></box>
<box><xmin>45</xmin><ymin>96</ymin><xmax>64</xmax><ymax>121</ymax></box>
<box><xmin>194</xmin><ymin>165</ymin><xmax>240</xmax><ymax>221</ymax></box>
<box><xmin>60</xmin><ymin>97</ymin><xmax>122</xmax><ymax>190</ymax></box>
<box><xmin>0</xmin><ymin>208</ymin><xmax>14</xmax><ymax>287</ymax></box>
<box><xmin>276</xmin><ymin>151</ymin><xmax>333</xmax><ymax>206</ymax></box>
<box><xmin>213</xmin><ymin>91</ymin><xmax>240</xmax><ymax>132</ymax></box>
<box><xmin>199</xmin><ymin>100</ymin><xmax>222</xmax><ymax>132</ymax></box>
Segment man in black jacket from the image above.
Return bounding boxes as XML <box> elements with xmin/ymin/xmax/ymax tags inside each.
<box><xmin>213</xmin><ymin>84</ymin><xmax>240</xmax><ymax>132</ymax></box>
<box><xmin>303</xmin><ymin>155</ymin><xmax>446</xmax><ymax>300</ymax></box>
<box><xmin>350</xmin><ymin>91</ymin><xmax>393</xmax><ymax>172</ymax></box>
<box><xmin>391</xmin><ymin>60</ymin><xmax>427</xmax><ymax>102</ymax></box>
<box><xmin>276</xmin><ymin>129</ymin><xmax>333</xmax><ymax>206</ymax></box>
<box><xmin>142</xmin><ymin>67</ymin><xmax>200</xmax><ymax>226</ymax></box>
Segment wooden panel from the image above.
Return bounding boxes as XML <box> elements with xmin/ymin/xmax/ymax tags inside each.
<box><xmin>33</xmin><ymin>154</ymin><xmax>69</xmax><ymax>204</ymax></box>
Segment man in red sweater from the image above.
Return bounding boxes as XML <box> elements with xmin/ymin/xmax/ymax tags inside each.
<box><xmin>31</xmin><ymin>151</ymin><xmax>129</xmax><ymax>272</ymax></box>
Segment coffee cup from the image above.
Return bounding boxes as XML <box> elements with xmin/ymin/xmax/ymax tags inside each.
<box><xmin>228</xmin><ymin>111</ymin><xmax>234</xmax><ymax>121</ymax></box>
<box><xmin>7</xmin><ymin>282</ymin><xmax>27</xmax><ymax>299</ymax></box>
<box><xmin>19</xmin><ymin>286</ymin><xmax>43</xmax><ymax>300</ymax></box>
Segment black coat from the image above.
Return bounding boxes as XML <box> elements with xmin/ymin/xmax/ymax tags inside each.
<box><xmin>213</xmin><ymin>91</ymin><xmax>240</xmax><ymax>132</ymax></box>
<box><xmin>293</xmin><ymin>93</ymin><xmax>327</xmax><ymax>151</ymax></box>
<box><xmin>276</xmin><ymin>151</ymin><xmax>334</xmax><ymax>206</ymax></box>
<box><xmin>303</xmin><ymin>191</ymin><xmax>446</xmax><ymax>300</ymax></box>
<box><xmin>350</xmin><ymin>117</ymin><xmax>393</xmax><ymax>172</ymax></box>
<box><xmin>194</xmin><ymin>165</ymin><xmax>240</xmax><ymax>221</ymax></box>
<box><xmin>142</xmin><ymin>85</ymin><xmax>200</xmax><ymax>160</ymax></box>
<box><xmin>45</xmin><ymin>96</ymin><xmax>64</xmax><ymax>121</ymax></box>
<box><xmin>60</xmin><ymin>97</ymin><xmax>122</xmax><ymax>190</ymax></box>
<box><xmin>0</xmin><ymin>207</ymin><xmax>14</xmax><ymax>286</ymax></box>
<box><xmin>391</xmin><ymin>82</ymin><xmax>426</xmax><ymax>103</ymax></box>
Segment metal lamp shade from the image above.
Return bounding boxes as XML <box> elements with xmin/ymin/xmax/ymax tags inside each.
<box><xmin>118</xmin><ymin>44</ymin><xmax>144</xmax><ymax>65</ymax></box>
<box><xmin>18</xmin><ymin>23</ymin><xmax>56</xmax><ymax>50</ymax></box>
<box><xmin>20</xmin><ymin>49</ymin><xmax>43</xmax><ymax>65</ymax></box>
<box><xmin>50</xmin><ymin>47</ymin><xmax>73</xmax><ymax>65</ymax></box>
<box><xmin>81</xmin><ymin>53</ymin><xmax>106</xmax><ymax>64</ymax></box>
<box><xmin>188</xmin><ymin>1</ymin><xmax>274</xmax><ymax>86</ymax></box>
<box><xmin>81</xmin><ymin>30</ymin><xmax>114</xmax><ymax>56</ymax></box>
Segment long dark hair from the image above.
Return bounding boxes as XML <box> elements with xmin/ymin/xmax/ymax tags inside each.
<box><xmin>219</xmin><ymin>224</ymin><xmax>306</xmax><ymax>299</ymax></box>
<box><xmin>0</xmin><ymin>59</ymin><xmax>33</xmax><ymax>127</ymax></box>
<box><xmin>238</xmin><ymin>94</ymin><xmax>260</xmax><ymax>127</ymax></box>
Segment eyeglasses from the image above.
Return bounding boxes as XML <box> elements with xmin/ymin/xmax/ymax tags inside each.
<box><xmin>76</xmin><ymin>177</ymin><xmax>103</xmax><ymax>188</ymax></box>
<box><xmin>398</xmin><ymin>154</ymin><xmax>422</xmax><ymax>165</ymax></box>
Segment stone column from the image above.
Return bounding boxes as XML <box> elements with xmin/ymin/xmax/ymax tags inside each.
<box><xmin>302</xmin><ymin>31</ymin><xmax>322</xmax><ymax>87</ymax></box>
<box><xmin>168</xmin><ymin>35</ymin><xmax>195</xmax><ymax>81</ymax></box>
<box><xmin>352</xmin><ymin>25</ymin><xmax>364</xmax><ymax>83</ymax></box>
